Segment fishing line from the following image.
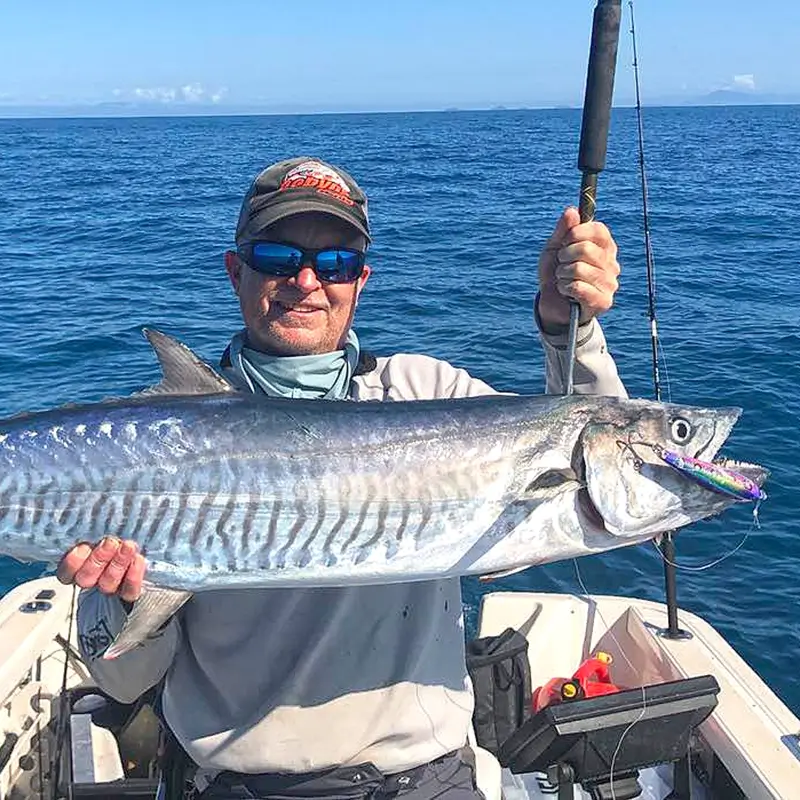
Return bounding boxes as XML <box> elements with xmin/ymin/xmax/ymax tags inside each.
<box><xmin>51</xmin><ymin>584</ymin><xmax>77</xmax><ymax>800</ymax></box>
<box><xmin>629</xmin><ymin>0</ymin><xmax>664</xmax><ymax>407</ymax></box>
<box><xmin>656</xmin><ymin>338</ymin><xmax>673</xmax><ymax>404</ymax></box>
<box><xmin>652</xmin><ymin>514</ymin><xmax>758</xmax><ymax>572</ymax></box>
<box><xmin>572</xmin><ymin>559</ymin><xmax>647</xmax><ymax>800</ymax></box>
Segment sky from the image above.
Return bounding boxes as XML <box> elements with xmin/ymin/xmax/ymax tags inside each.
<box><xmin>2</xmin><ymin>0</ymin><xmax>799</xmax><ymax>114</ymax></box>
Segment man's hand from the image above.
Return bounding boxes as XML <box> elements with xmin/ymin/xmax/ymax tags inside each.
<box><xmin>536</xmin><ymin>206</ymin><xmax>620</xmax><ymax>332</ymax></box>
<box><xmin>56</xmin><ymin>537</ymin><xmax>146</xmax><ymax>603</ymax></box>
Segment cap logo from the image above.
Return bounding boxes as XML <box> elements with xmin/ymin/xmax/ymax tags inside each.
<box><xmin>279</xmin><ymin>160</ymin><xmax>355</xmax><ymax>207</ymax></box>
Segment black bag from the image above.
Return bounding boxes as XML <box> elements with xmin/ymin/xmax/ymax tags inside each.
<box><xmin>465</xmin><ymin>627</ymin><xmax>532</xmax><ymax>761</ymax></box>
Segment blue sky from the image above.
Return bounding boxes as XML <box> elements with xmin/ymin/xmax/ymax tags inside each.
<box><xmin>3</xmin><ymin>0</ymin><xmax>799</xmax><ymax>112</ymax></box>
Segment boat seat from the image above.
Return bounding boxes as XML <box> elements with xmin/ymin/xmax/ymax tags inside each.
<box><xmin>69</xmin><ymin>711</ymin><xmax>126</xmax><ymax>783</ymax></box>
<box><xmin>63</xmin><ymin>687</ymin><xmax>162</xmax><ymax>798</ymax></box>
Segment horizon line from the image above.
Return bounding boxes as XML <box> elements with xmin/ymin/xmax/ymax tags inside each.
<box><xmin>2</xmin><ymin>98</ymin><xmax>800</xmax><ymax>121</ymax></box>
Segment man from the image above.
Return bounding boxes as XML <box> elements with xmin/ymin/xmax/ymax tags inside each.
<box><xmin>59</xmin><ymin>157</ymin><xmax>626</xmax><ymax>799</ymax></box>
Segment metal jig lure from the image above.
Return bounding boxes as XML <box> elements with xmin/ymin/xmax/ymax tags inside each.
<box><xmin>616</xmin><ymin>438</ymin><xmax>767</xmax><ymax>504</ymax></box>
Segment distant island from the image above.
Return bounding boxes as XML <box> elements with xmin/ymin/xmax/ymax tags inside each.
<box><xmin>1</xmin><ymin>91</ymin><xmax>798</xmax><ymax>120</ymax></box>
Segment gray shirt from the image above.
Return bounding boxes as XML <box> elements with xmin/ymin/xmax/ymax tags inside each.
<box><xmin>77</xmin><ymin>317</ymin><xmax>627</xmax><ymax>775</ymax></box>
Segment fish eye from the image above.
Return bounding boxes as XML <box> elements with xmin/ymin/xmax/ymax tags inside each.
<box><xmin>669</xmin><ymin>417</ymin><xmax>693</xmax><ymax>444</ymax></box>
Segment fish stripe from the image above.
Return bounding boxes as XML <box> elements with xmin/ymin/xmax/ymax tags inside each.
<box><xmin>297</xmin><ymin>492</ymin><xmax>327</xmax><ymax>567</ymax></box>
<box><xmin>190</xmin><ymin>468</ymin><xmax>218</xmax><ymax>567</ymax></box>
<box><xmin>101</xmin><ymin>488</ymin><xmax>118</xmax><ymax>539</ymax></box>
<box><xmin>256</xmin><ymin>498</ymin><xmax>283</xmax><ymax>569</ymax></box>
<box><xmin>414</xmin><ymin>496</ymin><xmax>434</xmax><ymax>550</ymax></box>
<box><xmin>277</xmin><ymin>499</ymin><xmax>308</xmax><ymax>568</ymax></box>
<box><xmin>114</xmin><ymin>472</ymin><xmax>141</xmax><ymax>540</ymax></box>
<box><xmin>321</xmin><ymin>502</ymin><xmax>348</xmax><ymax>567</ymax></box>
<box><xmin>358</xmin><ymin>497</ymin><xmax>390</xmax><ymax>557</ymax></box>
<box><xmin>212</xmin><ymin>494</ymin><xmax>236</xmax><ymax>569</ymax></box>
<box><xmin>142</xmin><ymin>496</ymin><xmax>172</xmax><ymax>556</ymax></box>
<box><xmin>165</xmin><ymin>472</ymin><xmax>194</xmax><ymax>558</ymax></box>
<box><xmin>0</xmin><ymin>483</ymin><xmax>13</xmax><ymax>524</ymax></box>
<box><xmin>394</xmin><ymin>501</ymin><xmax>410</xmax><ymax>547</ymax></box>
<box><xmin>241</xmin><ymin>488</ymin><xmax>258</xmax><ymax>563</ymax></box>
<box><xmin>340</xmin><ymin>498</ymin><xmax>370</xmax><ymax>557</ymax></box>
<box><xmin>129</xmin><ymin>496</ymin><xmax>151</xmax><ymax>547</ymax></box>
<box><xmin>31</xmin><ymin>474</ymin><xmax>57</xmax><ymax>528</ymax></box>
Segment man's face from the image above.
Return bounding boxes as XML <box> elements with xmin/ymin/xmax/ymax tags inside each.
<box><xmin>225</xmin><ymin>212</ymin><xmax>371</xmax><ymax>356</ymax></box>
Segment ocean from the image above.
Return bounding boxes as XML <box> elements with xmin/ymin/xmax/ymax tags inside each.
<box><xmin>1</xmin><ymin>105</ymin><xmax>798</xmax><ymax>715</ymax></box>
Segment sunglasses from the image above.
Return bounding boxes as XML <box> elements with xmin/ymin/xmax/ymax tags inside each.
<box><xmin>237</xmin><ymin>241</ymin><xmax>366</xmax><ymax>284</ymax></box>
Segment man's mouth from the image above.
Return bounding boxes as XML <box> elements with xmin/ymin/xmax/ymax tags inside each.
<box><xmin>275</xmin><ymin>301</ymin><xmax>325</xmax><ymax>315</ymax></box>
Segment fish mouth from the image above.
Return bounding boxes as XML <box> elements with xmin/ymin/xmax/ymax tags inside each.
<box><xmin>711</xmin><ymin>456</ymin><xmax>770</xmax><ymax>488</ymax></box>
<box><xmin>690</xmin><ymin>408</ymin><xmax>769</xmax><ymax>491</ymax></box>
<box><xmin>693</xmin><ymin>406</ymin><xmax>741</xmax><ymax>462</ymax></box>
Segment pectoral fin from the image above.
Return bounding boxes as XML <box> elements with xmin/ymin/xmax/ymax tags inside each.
<box><xmin>522</xmin><ymin>467</ymin><xmax>579</xmax><ymax>496</ymax></box>
<box><xmin>103</xmin><ymin>585</ymin><xmax>192</xmax><ymax>660</ymax></box>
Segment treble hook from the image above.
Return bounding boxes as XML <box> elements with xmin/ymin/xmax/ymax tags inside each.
<box><xmin>615</xmin><ymin>437</ymin><xmax>663</xmax><ymax>471</ymax></box>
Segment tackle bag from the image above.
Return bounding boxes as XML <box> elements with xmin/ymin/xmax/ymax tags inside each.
<box><xmin>465</xmin><ymin>627</ymin><xmax>532</xmax><ymax>760</ymax></box>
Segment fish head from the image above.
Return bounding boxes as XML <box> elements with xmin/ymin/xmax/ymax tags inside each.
<box><xmin>579</xmin><ymin>400</ymin><xmax>768</xmax><ymax>538</ymax></box>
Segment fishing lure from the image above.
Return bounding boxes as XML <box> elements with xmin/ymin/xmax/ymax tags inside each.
<box><xmin>617</xmin><ymin>439</ymin><xmax>767</xmax><ymax>503</ymax></box>
<box><xmin>658</xmin><ymin>450</ymin><xmax>767</xmax><ymax>503</ymax></box>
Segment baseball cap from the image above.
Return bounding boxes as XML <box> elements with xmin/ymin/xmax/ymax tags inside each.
<box><xmin>235</xmin><ymin>157</ymin><xmax>371</xmax><ymax>246</ymax></box>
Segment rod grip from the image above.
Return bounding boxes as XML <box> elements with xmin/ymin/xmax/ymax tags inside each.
<box><xmin>578</xmin><ymin>0</ymin><xmax>623</xmax><ymax>174</ymax></box>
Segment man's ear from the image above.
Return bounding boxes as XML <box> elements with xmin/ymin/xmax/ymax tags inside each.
<box><xmin>224</xmin><ymin>250</ymin><xmax>242</xmax><ymax>295</ymax></box>
<box><xmin>355</xmin><ymin>264</ymin><xmax>371</xmax><ymax>300</ymax></box>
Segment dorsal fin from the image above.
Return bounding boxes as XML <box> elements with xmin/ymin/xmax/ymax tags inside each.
<box><xmin>136</xmin><ymin>328</ymin><xmax>235</xmax><ymax>397</ymax></box>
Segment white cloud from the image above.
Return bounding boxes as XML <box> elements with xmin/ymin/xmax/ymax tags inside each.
<box><xmin>731</xmin><ymin>74</ymin><xmax>756</xmax><ymax>91</ymax></box>
<box><xmin>133</xmin><ymin>86</ymin><xmax>177</xmax><ymax>102</ymax></box>
<box><xmin>128</xmin><ymin>83</ymin><xmax>227</xmax><ymax>104</ymax></box>
<box><xmin>180</xmin><ymin>82</ymin><xmax>205</xmax><ymax>102</ymax></box>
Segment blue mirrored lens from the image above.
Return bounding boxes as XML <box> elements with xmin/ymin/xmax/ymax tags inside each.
<box><xmin>251</xmin><ymin>243</ymin><xmax>303</xmax><ymax>275</ymax></box>
<box><xmin>315</xmin><ymin>250</ymin><xmax>364</xmax><ymax>282</ymax></box>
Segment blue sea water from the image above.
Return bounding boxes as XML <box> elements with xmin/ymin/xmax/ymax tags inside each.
<box><xmin>1</xmin><ymin>106</ymin><xmax>798</xmax><ymax>715</ymax></box>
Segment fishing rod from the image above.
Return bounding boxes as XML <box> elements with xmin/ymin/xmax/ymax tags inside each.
<box><xmin>628</xmin><ymin>0</ymin><xmax>686</xmax><ymax>640</ymax></box>
<box><xmin>565</xmin><ymin>0</ymin><xmax>623</xmax><ymax>395</ymax></box>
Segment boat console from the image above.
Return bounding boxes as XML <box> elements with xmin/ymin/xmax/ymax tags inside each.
<box><xmin>498</xmin><ymin>675</ymin><xmax>720</xmax><ymax>800</ymax></box>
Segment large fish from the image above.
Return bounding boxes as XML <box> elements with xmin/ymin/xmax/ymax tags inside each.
<box><xmin>0</xmin><ymin>330</ymin><xmax>767</xmax><ymax>658</ymax></box>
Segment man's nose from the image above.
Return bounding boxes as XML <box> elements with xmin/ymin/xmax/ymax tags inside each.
<box><xmin>290</xmin><ymin>265</ymin><xmax>321</xmax><ymax>293</ymax></box>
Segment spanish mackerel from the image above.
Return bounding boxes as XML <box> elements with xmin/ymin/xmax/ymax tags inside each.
<box><xmin>0</xmin><ymin>330</ymin><xmax>767</xmax><ymax>658</ymax></box>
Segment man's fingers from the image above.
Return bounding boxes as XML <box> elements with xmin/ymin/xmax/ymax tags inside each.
<box><xmin>557</xmin><ymin>240</ymin><xmax>619</xmax><ymax>275</ymax></box>
<box><xmin>96</xmin><ymin>540</ymin><xmax>139</xmax><ymax>595</ymax></box>
<box><xmin>560</xmin><ymin>219</ymin><xmax>617</xmax><ymax>254</ymax></box>
<box><xmin>555</xmin><ymin>278</ymin><xmax>616</xmax><ymax>315</ymax></box>
<box><xmin>55</xmin><ymin>538</ymin><xmax>146</xmax><ymax>602</ymax></box>
<box><xmin>556</xmin><ymin>260</ymin><xmax>619</xmax><ymax>293</ymax></box>
<box><xmin>119</xmin><ymin>554</ymin><xmax>147</xmax><ymax>603</ymax></box>
<box><xmin>56</xmin><ymin>543</ymin><xmax>93</xmax><ymax>584</ymax></box>
<box><xmin>541</xmin><ymin>207</ymin><xmax>580</xmax><ymax>255</ymax></box>
<box><xmin>72</xmin><ymin>537</ymin><xmax>122</xmax><ymax>589</ymax></box>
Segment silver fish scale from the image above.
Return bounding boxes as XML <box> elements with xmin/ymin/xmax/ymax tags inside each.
<box><xmin>0</xmin><ymin>392</ymin><xmax>623</xmax><ymax>587</ymax></box>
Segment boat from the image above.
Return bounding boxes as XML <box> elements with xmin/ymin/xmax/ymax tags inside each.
<box><xmin>1</xmin><ymin>574</ymin><xmax>798</xmax><ymax>799</ymax></box>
